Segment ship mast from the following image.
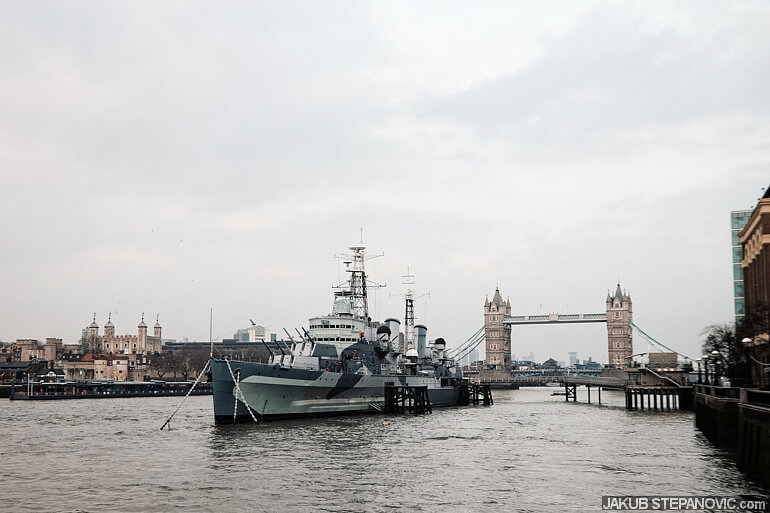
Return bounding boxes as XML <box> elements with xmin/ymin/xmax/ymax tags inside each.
<box><xmin>402</xmin><ymin>268</ymin><xmax>428</xmax><ymax>352</ymax></box>
<box><xmin>334</xmin><ymin>242</ymin><xmax>383</xmax><ymax>325</ymax></box>
<box><xmin>349</xmin><ymin>244</ymin><xmax>368</xmax><ymax>320</ymax></box>
<box><xmin>403</xmin><ymin>268</ymin><xmax>415</xmax><ymax>352</ymax></box>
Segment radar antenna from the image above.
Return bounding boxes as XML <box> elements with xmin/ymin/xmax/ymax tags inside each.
<box><xmin>402</xmin><ymin>267</ymin><xmax>429</xmax><ymax>352</ymax></box>
<box><xmin>333</xmin><ymin>243</ymin><xmax>384</xmax><ymax>324</ymax></box>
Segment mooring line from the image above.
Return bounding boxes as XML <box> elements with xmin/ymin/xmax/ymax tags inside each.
<box><xmin>233</xmin><ymin>368</ymin><xmax>239</xmax><ymax>422</ymax></box>
<box><xmin>223</xmin><ymin>358</ymin><xmax>259</xmax><ymax>424</ymax></box>
<box><xmin>159</xmin><ymin>360</ymin><xmax>210</xmax><ymax>431</ymax></box>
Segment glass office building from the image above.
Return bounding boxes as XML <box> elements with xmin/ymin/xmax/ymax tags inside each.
<box><xmin>731</xmin><ymin>209</ymin><xmax>752</xmax><ymax>322</ymax></box>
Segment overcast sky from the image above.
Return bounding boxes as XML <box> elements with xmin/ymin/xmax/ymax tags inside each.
<box><xmin>1</xmin><ymin>1</ymin><xmax>769</xmax><ymax>364</ymax></box>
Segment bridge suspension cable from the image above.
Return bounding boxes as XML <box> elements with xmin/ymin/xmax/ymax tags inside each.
<box><xmin>454</xmin><ymin>335</ymin><xmax>486</xmax><ymax>363</ymax></box>
<box><xmin>630</xmin><ymin>322</ymin><xmax>693</xmax><ymax>360</ymax></box>
<box><xmin>446</xmin><ymin>326</ymin><xmax>484</xmax><ymax>357</ymax></box>
<box><xmin>450</xmin><ymin>328</ymin><xmax>487</xmax><ymax>363</ymax></box>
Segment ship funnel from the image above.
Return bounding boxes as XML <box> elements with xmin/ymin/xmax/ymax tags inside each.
<box><xmin>416</xmin><ymin>324</ymin><xmax>427</xmax><ymax>358</ymax></box>
<box><xmin>385</xmin><ymin>318</ymin><xmax>401</xmax><ymax>353</ymax></box>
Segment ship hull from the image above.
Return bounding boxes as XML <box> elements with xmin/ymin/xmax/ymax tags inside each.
<box><xmin>210</xmin><ymin>358</ymin><xmax>460</xmax><ymax>423</ymax></box>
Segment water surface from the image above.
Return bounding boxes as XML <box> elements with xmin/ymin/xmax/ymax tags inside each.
<box><xmin>1</xmin><ymin>387</ymin><xmax>766</xmax><ymax>512</ymax></box>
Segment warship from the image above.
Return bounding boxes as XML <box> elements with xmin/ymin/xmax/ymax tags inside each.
<box><xmin>209</xmin><ymin>244</ymin><xmax>468</xmax><ymax>422</ymax></box>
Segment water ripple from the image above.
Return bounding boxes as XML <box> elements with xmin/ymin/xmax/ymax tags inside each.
<box><xmin>0</xmin><ymin>389</ymin><xmax>766</xmax><ymax>512</ymax></box>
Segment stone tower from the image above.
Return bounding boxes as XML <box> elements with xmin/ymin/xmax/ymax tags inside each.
<box><xmin>88</xmin><ymin>313</ymin><xmax>99</xmax><ymax>339</ymax></box>
<box><xmin>137</xmin><ymin>313</ymin><xmax>147</xmax><ymax>353</ymax></box>
<box><xmin>104</xmin><ymin>313</ymin><xmax>115</xmax><ymax>338</ymax></box>
<box><xmin>154</xmin><ymin>315</ymin><xmax>162</xmax><ymax>340</ymax></box>
<box><xmin>484</xmin><ymin>287</ymin><xmax>512</xmax><ymax>369</ymax></box>
<box><xmin>86</xmin><ymin>313</ymin><xmax>99</xmax><ymax>354</ymax></box>
<box><xmin>606</xmin><ymin>283</ymin><xmax>633</xmax><ymax>368</ymax></box>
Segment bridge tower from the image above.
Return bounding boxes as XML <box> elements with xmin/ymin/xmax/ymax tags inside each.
<box><xmin>484</xmin><ymin>287</ymin><xmax>512</xmax><ymax>369</ymax></box>
<box><xmin>606</xmin><ymin>283</ymin><xmax>633</xmax><ymax>368</ymax></box>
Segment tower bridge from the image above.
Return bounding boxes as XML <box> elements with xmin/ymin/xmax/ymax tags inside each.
<box><xmin>448</xmin><ymin>284</ymin><xmax>634</xmax><ymax>370</ymax></box>
<box><xmin>505</xmin><ymin>313</ymin><xmax>607</xmax><ymax>324</ymax></box>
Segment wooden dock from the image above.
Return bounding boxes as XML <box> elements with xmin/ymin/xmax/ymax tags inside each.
<box><xmin>459</xmin><ymin>383</ymin><xmax>493</xmax><ymax>406</ymax></box>
<box><xmin>383</xmin><ymin>385</ymin><xmax>432</xmax><ymax>414</ymax></box>
<box><xmin>625</xmin><ymin>385</ymin><xmax>693</xmax><ymax>411</ymax></box>
<box><xmin>560</xmin><ymin>375</ymin><xmax>693</xmax><ymax>411</ymax></box>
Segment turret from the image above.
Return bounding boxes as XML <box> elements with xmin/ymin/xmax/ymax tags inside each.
<box><xmin>88</xmin><ymin>313</ymin><xmax>99</xmax><ymax>339</ymax></box>
<box><xmin>376</xmin><ymin>324</ymin><xmax>391</xmax><ymax>351</ymax></box>
<box><xmin>138</xmin><ymin>313</ymin><xmax>147</xmax><ymax>351</ymax></box>
<box><xmin>104</xmin><ymin>313</ymin><xmax>115</xmax><ymax>338</ymax></box>
<box><xmin>433</xmin><ymin>337</ymin><xmax>446</xmax><ymax>360</ymax></box>
<box><xmin>154</xmin><ymin>314</ymin><xmax>162</xmax><ymax>339</ymax></box>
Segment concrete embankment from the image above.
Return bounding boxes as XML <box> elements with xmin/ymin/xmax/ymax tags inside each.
<box><xmin>695</xmin><ymin>385</ymin><xmax>770</xmax><ymax>488</ymax></box>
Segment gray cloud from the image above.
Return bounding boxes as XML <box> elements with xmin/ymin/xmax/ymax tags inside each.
<box><xmin>1</xmin><ymin>2</ymin><xmax>768</xmax><ymax>364</ymax></box>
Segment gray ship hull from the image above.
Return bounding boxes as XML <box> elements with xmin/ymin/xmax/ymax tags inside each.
<box><xmin>210</xmin><ymin>358</ymin><xmax>460</xmax><ymax>423</ymax></box>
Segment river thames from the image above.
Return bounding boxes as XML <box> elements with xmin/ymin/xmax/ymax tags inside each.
<box><xmin>1</xmin><ymin>387</ymin><xmax>767</xmax><ymax>512</ymax></box>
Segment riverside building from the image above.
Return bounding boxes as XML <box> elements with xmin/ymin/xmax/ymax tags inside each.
<box><xmin>738</xmin><ymin>185</ymin><xmax>770</xmax><ymax>388</ymax></box>
<box><xmin>731</xmin><ymin>209</ymin><xmax>752</xmax><ymax>323</ymax></box>
<box><xmin>62</xmin><ymin>314</ymin><xmax>162</xmax><ymax>381</ymax></box>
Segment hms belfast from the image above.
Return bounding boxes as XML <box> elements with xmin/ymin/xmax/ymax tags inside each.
<box><xmin>209</xmin><ymin>244</ymin><xmax>475</xmax><ymax>422</ymax></box>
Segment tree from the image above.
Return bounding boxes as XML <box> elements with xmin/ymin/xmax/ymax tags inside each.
<box><xmin>149</xmin><ymin>352</ymin><xmax>175</xmax><ymax>380</ymax></box>
<box><xmin>740</xmin><ymin>300</ymin><xmax>770</xmax><ymax>341</ymax></box>
<box><xmin>701</xmin><ymin>323</ymin><xmax>750</xmax><ymax>383</ymax></box>
<box><xmin>175</xmin><ymin>349</ymin><xmax>210</xmax><ymax>381</ymax></box>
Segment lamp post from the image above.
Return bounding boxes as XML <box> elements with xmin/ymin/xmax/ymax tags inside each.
<box><xmin>712</xmin><ymin>350</ymin><xmax>722</xmax><ymax>386</ymax></box>
<box><xmin>742</xmin><ymin>337</ymin><xmax>754</xmax><ymax>387</ymax></box>
<box><xmin>696</xmin><ymin>359</ymin><xmax>703</xmax><ymax>384</ymax></box>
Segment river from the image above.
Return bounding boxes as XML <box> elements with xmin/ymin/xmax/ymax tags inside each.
<box><xmin>1</xmin><ymin>387</ymin><xmax>767</xmax><ymax>512</ymax></box>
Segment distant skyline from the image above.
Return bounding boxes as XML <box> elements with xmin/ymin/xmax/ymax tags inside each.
<box><xmin>2</xmin><ymin>2</ymin><xmax>770</xmax><ymax>365</ymax></box>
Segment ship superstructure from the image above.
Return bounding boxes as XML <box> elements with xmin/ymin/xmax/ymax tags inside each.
<box><xmin>209</xmin><ymin>244</ymin><xmax>468</xmax><ymax>422</ymax></box>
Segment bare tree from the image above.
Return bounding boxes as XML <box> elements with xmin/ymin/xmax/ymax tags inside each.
<box><xmin>175</xmin><ymin>349</ymin><xmax>209</xmax><ymax>381</ymax></box>
<box><xmin>701</xmin><ymin>323</ymin><xmax>749</xmax><ymax>382</ymax></box>
<box><xmin>149</xmin><ymin>352</ymin><xmax>175</xmax><ymax>380</ymax></box>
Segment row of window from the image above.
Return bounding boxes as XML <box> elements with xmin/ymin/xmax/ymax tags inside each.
<box><xmin>309</xmin><ymin>324</ymin><xmax>355</xmax><ymax>330</ymax></box>
<box><xmin>316</xmin><ymin>337</ymin><xmax>357</xmax><ymax>342</ymax></box>
<box><xmin>731</xmin><ymin>211</ymin><xmax>751</xmax><ymax>230</ymax></box>
<box><xmin>104</xmin><ymin>343</ymin><xmax>137</xmax><ymax>349</ymax></box>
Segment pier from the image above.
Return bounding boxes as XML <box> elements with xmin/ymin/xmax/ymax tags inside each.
<box><xmin>9</xmin><ymin>380</ymin><xmax>212</xmax><ymax>400</ymax></box>
<box><xmin>560</xmin><ymin>375</ymin><xmax>693</xmax><ymax>410</ymax></box>
<box><xmin>459</xmin><ymin>383</ymin><xmax>493</xmax><ymax>406</ymax></box>
<box><xmin>383</xmin><ymin>385</ymin><xmax>432</xmax><ymax>414</ymax></box>
<box><xmin>624</xmin><ymin>385</ymin><xmax>693</xmax><ymax>411</ymax></box>
<box><xmin>561</xmin><ymin>376</ymin><xmax>625</xmax><ymax>406</ymax></box>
